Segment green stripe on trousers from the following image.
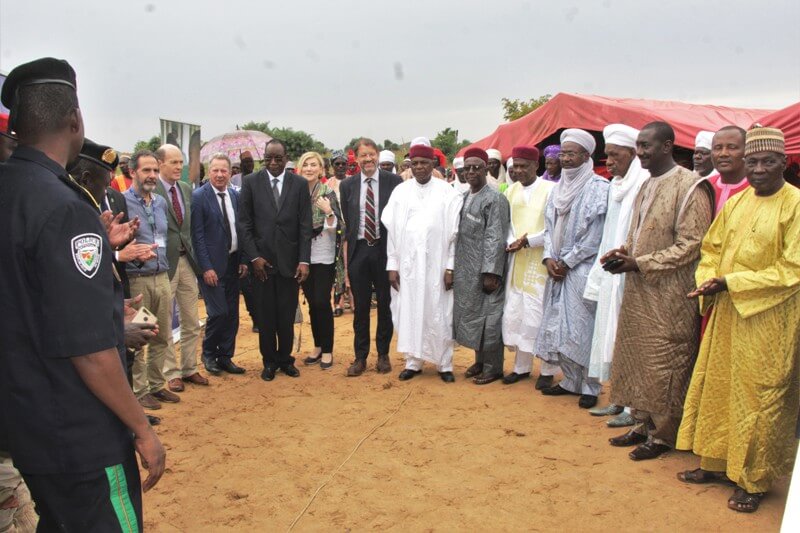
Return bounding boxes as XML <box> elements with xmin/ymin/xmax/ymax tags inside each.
<box><xmin>105</xmin><ymin>464</ymin><xmax>139</xmax><ymax>533</ymax></box>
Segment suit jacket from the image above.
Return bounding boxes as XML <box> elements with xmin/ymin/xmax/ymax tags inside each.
<box><xmin>191</xmin><ymin>182</ymin><xmax>246</xmax><ymax>279</ymax></box>
<box><xmin>239</xmin><ymin>170</ymin><xmax>312</xmax><ymax>278</ymax></box>
<box><xmin>105</xmin><ymin>187</ymin><xmax>131</xmax><ymax>297</ymax></box>
<box><xmin>339</xmin><ymin>169</ymin><xmax>402</xmax><ymax>264</ymax></box>
<box><xmin>155</xmin><ymin>179</ymin><xmax>200</xmax><ymax>279</ymax></box>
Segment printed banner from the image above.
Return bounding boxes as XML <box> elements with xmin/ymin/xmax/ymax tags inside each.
<box><xmin>160</xmin><ymin>118</ymin><xmax>201</xmax><ymax>186</ymax></box>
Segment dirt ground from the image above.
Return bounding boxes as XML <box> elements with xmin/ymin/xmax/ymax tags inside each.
<box><xmin>142</xmin><ymin>301</ymin><xmax>789</xmax><ymax>532</ymax></box>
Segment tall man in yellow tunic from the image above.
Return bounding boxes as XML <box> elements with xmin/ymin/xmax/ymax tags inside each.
<box><xmin>677</xmin><ymin>126</ymin><xmax>800</xmax><ymax>514</ymax></box>
<box><xmin>602</xmin><ymin>121</ymin><xmax>714</xmax><ymax>461</ymax></box>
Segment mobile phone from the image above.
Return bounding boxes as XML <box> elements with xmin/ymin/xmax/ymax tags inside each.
<box><xmin>603</xmin><ymin>258</ymin><xmax>624</xmax><ymax>271</ymax></box>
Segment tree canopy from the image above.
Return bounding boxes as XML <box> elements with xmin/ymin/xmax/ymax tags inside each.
<box><xmin>501</xmin><ymin>94</ymin><xmax>552</xmax><ymax>122</ymax></box>
<box><xmin>132</xmin><ymin>135</ymin><xmax>161</xmax><ymax>154</ymax></box>
<box><xmin>240</xmin><ymin>121</ymin><xmax>327</xmax><ymax>160</ymax></box>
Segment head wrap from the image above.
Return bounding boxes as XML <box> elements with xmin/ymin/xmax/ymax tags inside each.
<box><xmin>560</xmin><ymin>128</ymin><xmax>596</xmax><ymax>155</ymax></box>
<box><xmin>379</xmin><ymin>150</ymin><xmax>395</xmax><ymax>163</ymax></box>
<box><xmin>506</xmin><ymin>157</ymin><xmax>513</xmax><ymax>169</ymax></box>
<box><xmin>409</xmin><ymin>145</ymin><xmax>435</xmax><ymax>160</ymax></box>
<box><xmin>453</xmin><ymin>157</ymin><xmax>464</xmax><ymax>169</ymax></box>
<box><xmin>486</xmin><ymin>148</ymin><xmax>503</xmax><ymax>162</ymax></box>
<box><xmin>745</xmin><ymin>125</ymin><xmax>785</xmax><ymax>156</ymax></box>
<box><xmin>603</xmin><ymin>124</ymin><xmax>639</xmax><ymax>149</ymax></box>
<box><xmin>411</xmin><ymin>136</ymin><xmax>431</xmax><ymax>147</ymax></box>
<box><xmin>330</xmin><ymin>149</ymin><xmax>346</xmax><ymax>162</ymax></box>
<box><xmin>695</xmin><ymin>130</ymin><xmax>714</xmax><ymax>151</ymax></box>
<box><xmin>543</xmin><ymin>144</ymin><xmax>561</xmax><ymax>160</ymax></box>
<box><xmin>511</xmin><ymin>145</ymin><xmax>540</xmax><ymax>161</ymax></box>
<box><xmin>463</xmin><ymin>147</ymin><xmax>488</xmax><ymax>163</ymax></box>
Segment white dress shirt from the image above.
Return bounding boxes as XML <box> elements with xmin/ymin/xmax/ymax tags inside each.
<box><xmin>214</xmin><ymin>187</ymin><xmax>238</xmax><ymax>253</ymax></box>
<box><xmin>358</xmin><ymin>170</ymin><xmax>380</xmax><ymax>239</ymax></box>
<box><xmin>267</xmin><ymin>170</ymin><xmax>285</xmax><ymax>196</ymax></box>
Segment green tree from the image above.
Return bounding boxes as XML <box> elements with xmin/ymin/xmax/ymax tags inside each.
<box><xmin>501</xmin><ymin>94</ymin><xmax>552</xmax><ymax>121</ymax></box>
<box><xmin>431</xmin><ymin>128</ymin><xmax>471</xmax><ymax>159</ymax></box>
<box><xmin>240</xmin><ymin>121</ymin><xmax>327</xmax><ymax>160</ymax></box>
<box><xmin>382</xmin><ymin>139</ymin><xmax>400</xmax><ymax>151</ymax></box>
<box><xmin>133</xmin><ymin>135</ymin><xmax>161</xmax><ymax>153</ymax></box>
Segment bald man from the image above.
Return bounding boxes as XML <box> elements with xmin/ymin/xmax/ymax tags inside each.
<box><xmin>154</xmin><ymin>144</ymin><xmax>207</xmax><ymax>391</ymax></box>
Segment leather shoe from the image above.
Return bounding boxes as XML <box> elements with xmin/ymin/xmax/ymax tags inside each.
<box><xmin>261</xmin><ymin>366</ymin><xmax>276</xmax><ymax>381</ymax></box>
<box><xmin>464</xmin><ymin>363</ymin><xmax>483</xmax><ymax>378</ymax></box>
<box><xmin>474</xmin><ymin>373</ymin><xmax>503</xmax><ymax>385</ymax></box>
<box><xmin>218</xmin><ymin>358</ymin><xmax>245</xmax><ymax>374</ymax></box>
<box><xmin>376</xmin><ymin>354</ymin><xmax>392</xmax><ymax>374</ymax></box>
<box><xmin>347</xmin><ymin>359</ymin><xmax>366</xmax><ymax>377</ymax></box>
<box><xmin>589</xmin><ymin>404</ymin><xmax>624</xmax><ymax>417</ymax></box>
<box><xmin>629</xmin><ymin>442</ymin><xmax>671</xmax><ymax>461</ymax></box>
<box><xmin>541</xmin><ymin>384</ymin><xmax>577</xmax><ymax>396</ymax></box>
<box><xmin>182</xmin><ymin>372</ymin><xmax>209</xmax><ymax>386</ymax></box>
<box><xmin>578</xmin><ymin>395</ymin><xmax>598</xmax><ymax>408</ymax></box>
<box><xmin>147</xmin><ymin>414</ymin><xmax>161</xmax><ymax>426</ymax></box>
<box><xmin>535</xmin><ymin>374</ymin><xmax>554</xmax><ymax>390</ymax></box>
<box><xmin>609</xmin><ymin>431</ymin><xmax>647</xmax><ymax>447</ymax></box>
<box><xmin>281</xmin><ymin>364</ymin><xmax>300</xmax><ymax>378</ymax></box>
<box><xmin>439</xmin><ymin>371</ymin><xmax>455</xmax><ymax>383</ymax></box>
<box><xmin>304</xmin><ymin>354</ymin><xmax>322</xmax><ymax>365</ymax></box>
<box><xmin>203</xmin><ymin>357</ymin><xmax>222</xmax><ymax>375</ymax></box>
<box><xmin>167</xmin><ymin>378</ymin><xmax>184</xmax><ymax>393</ymax></box>
<box><xmin>138</xmin><ymin>393</ymin><xmax>161</xmax><ymax>410</ymax></box>
<box><xmin>152</xmin><ymin>389</ymin><xmax>181</xmax><ymax>403</ymax></box>
<box><xmin>502</xmin><ymin>372</ymin><xmax>530</xmax><ymax>385</ymax></box>
<box><xmin>398</xmin><ymin>369</ymin><xmax>421</xmax><ymax>381</ymax></box>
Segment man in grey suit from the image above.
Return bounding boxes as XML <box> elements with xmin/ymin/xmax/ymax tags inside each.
<box><xmin>155</xmin><ymin>144</ymin><xmax>206</xmax><ymax>392</ymax></box>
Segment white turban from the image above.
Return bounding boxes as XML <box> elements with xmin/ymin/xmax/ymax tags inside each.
<box><xmin>560</xmin><ymin>128</ymin><xmax>596</xmax><ymax>155</ymax></box>
<box><xmin>453</xmin><ymin>156</ymin><xmax>464</xmax><ymax>169</ymax></box>
<box><xmin>695</xmin><ymin>130</ymin><xmax>714</xmax><ymax>151</ymax></box>
<box><xmin>486</xmin><ymin>148</ymin><xmax>503</xmax><ymax>161</ymax></box>
<box><xmin>603</xmin><ymin>124</ymin><xmax>639</xmax><ymax>149</ymax></box>
<box><xmin>411</xmin><ymin>136</ymin><xmax>431</xmax><ymax>147</ymax></box>
<box><xmin>506</xmin><ymin>157</ymin><xmax>514</xmax><ymax>168</ymax></box>
<box><xmin>379</xmin><ymin>150</ymin><xmax>395</xmax><ymax>164</ymax></box>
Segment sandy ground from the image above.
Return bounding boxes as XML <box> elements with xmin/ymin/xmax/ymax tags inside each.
<box><xmin>142</xmin><ymin>301</ymin><xmax>789</xmax><ymax>532</ymax></box>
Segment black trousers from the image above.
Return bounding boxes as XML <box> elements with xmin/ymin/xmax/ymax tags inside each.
<box><xmin>240</xmin><ymin>270</ymin><xmax>261</xmax><ymax>325</ymax></box>
<box><xmin>257</xmin><ymin>273</ymin><xmax>299</xmax><ymax>368</ymax></box>
<box><xmin>23</xmin><ymin>451</ymin><xmax>142</xmax><ymax>532</ymax></box>
<box><xmin>301</xmin><ymin>263</ymin><xmax>335</xmax><ymax>353</ymax></box>
<box><xmin>200</xmin><ymin>254</ymin><xmax>241</xmax><ymax>362</ymax></box>
<box><xmin>348</xmin><ymin>240</ymin><xmax>392</xmax><ymax>359</ymax></box>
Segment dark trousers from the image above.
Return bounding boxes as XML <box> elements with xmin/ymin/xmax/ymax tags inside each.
<box><xmin>240</xmin><ymin>270</ymin><xmax>261</xmax><ymax>325</ymax></box>
<box><xmin>200</xmin><ymin>254</ymin><xmax>241</xmax><ymax>362</ymax></box>
<box><xmin>348</xmin><ymin>240</ymin><xmax>392</xmax><ymax>359</ymax></box>
<box><xmin>301</xmin><ymin>263</ymin><xmax>335</xmax><ymax>353</ymax></box>
<box><xmin>257</xmin><ymin>273</ymin><xmax>299</xmax><ymax>368</ymax></box>
<box><xmin>23</xmin><ymin>451</ymin><xmax>142</xmax><ymax>532</ymax></box>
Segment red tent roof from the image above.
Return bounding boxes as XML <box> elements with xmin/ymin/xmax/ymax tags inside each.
<box><xmin>460</xmin><ymin>93</ymin><xmax>773</xmax><ymax>158</ymax></box>
<box><xmin>756</xmin><ymin>102</ymin><xmax>800</xmax><ymax>156</ymax></box>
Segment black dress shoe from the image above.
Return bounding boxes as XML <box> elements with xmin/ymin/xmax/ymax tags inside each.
<box><xmin>218</xmin><ymin>358</ymin><xmax>245</xmax><ymax>374</ymax></box>
<box><xmin>304</xmin><ymin>354</ymin><xmax>322</xmax><ymax>366</ymax></box>
<box><xmin>439</xmin><ymin>371</ymin><xmax>455</xmax><ymax>383</ymax></box>
<box><xmin>464</xmin><ymin>363</ymin><xmax>483</xmax><ymax>378</ymax></box>
<box><xmin>147</xmin><ymin>415</ymin><xmax>161</xmax><ymax>426</ymax></box>
<box><xmin>474</xmin><ymin>373</ymin><xmax>503</xmax><ymax>385</ymax></box>
<box><xmin>629</xmin><ymin>442</ymin><xmax>671</xmax><ymax>461</ymax></box>
<box><xmin>535</xmin><ymin>374</ymin><xmax>554</xmax><ymax>390</ymax></box>
<box><xmin>609</xmin><ymin>431</ymin><xmax>647</xmax><ymax>447</ymax></box>
<box><xmin>261</xmin><ymin>366</ymin><xmax>276</xmax><ymax>381</ymax></box>
<box><xmin>502</xmin><ymin>372</ymin><xmax>531</xmax><ymax>384</ymax></box>
<box><xmin>398</xmin><ymin>369</ymin><xmax>422</xmax><ymax>381</ymax></box>
<box><xmin>541</xmin><ymin>384</ymin><xmax>577</xmax><ymax>396</ymax></box>
<box><xmin>203</xmin><ymin>357</ymin><xmax>222</xmax><ymax>375</ymax></box>
<box><xmin>578</xmin><ymin>394</ymin><xmax>598</xmax><ymax>408</ymax></box>
<box><xmin>281</xmin><ymin>364</ymin><xmax>300</xmax><ymax>378</ymax></box>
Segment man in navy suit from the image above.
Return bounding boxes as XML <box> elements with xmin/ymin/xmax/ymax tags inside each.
<box><xmin>191</xmin><ymin>153</ymin><xmax>249</xmax><ymax>375</ymax></box>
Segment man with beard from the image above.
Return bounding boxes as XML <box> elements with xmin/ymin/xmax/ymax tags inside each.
<box><xmin>486</xmin><ymin>148</ymin><xmax>506</xmax><ymax>188</ymax></box>
<box><xmin>603</xmin><ymin>121</ymin><xmax>713</xmax><ymax>461</ymax></box>
<box><xmin>708</xmin><ymin>126</ymin><xmax>750</xmax><ymax>215</ymax></box>
<box><xmin>693</xmin><ymin>131</ymin><xmax>716</xmax><ymax>178</ymax></box>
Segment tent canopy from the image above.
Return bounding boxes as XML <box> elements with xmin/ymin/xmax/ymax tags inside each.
<box><xmin>460</xmin><ymin>93</ymin><xmax>773</xmax><ymax>159</ymax></box>
<box><xmin>757</xmin><ymin>102</ymin><xmax>800</xmax><ymax>156</ymax></box>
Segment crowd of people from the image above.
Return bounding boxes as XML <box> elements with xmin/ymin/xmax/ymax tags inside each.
<box><xmin>0</xmin><ymin>56</ymin><xmax>797</xmax><ymax>531</ymax></box>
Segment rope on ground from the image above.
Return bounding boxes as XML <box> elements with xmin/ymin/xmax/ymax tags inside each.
<box><xmin>286</xmin><ymin>386</ymin><xmax>415</xmax><ymax>532</ymax></box>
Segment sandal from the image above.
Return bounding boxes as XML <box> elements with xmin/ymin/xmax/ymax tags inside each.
<box><xmin>727</xmin><ymin>488</ymin><xmax>764</xmax><ymax>513</ymax></box>
<box><xmin>677</xmin><ymin>468</ymin><xmax>730</xmax><ymax>484</ymax></box>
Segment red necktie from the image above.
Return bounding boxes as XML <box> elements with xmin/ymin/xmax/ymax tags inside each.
<box><xmin>364</xmin><ymin>178</ymin><xmax>377</xmax><ymax>243</ymax></box>
<box><xmin>170</xmin><ymin>185</ymin><xmax>184</xmax><ymax>226</ymax></box>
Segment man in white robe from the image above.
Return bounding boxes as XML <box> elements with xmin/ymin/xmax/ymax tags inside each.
<box><xmin>486</xmin><ymin>148</ymin><xmax>505</xmax><ymax>189</ymax></box>
<box><xmin>452</xmin><ymin>157</ymin><xmax>470</xmax><ymax>193</ymax></box>
<box><xmin>583</xmin><ymin>124</ymin><xmax>649</xmax><ymax>425</ymax></box>
<box><xmin>693</xmin><ymin>130</ymin><xmax>716</xmax><ymax>178</ymax></box>
<box><xmin>383</xmin><ymin>143</ymin><xmax>462</xmax><ymax>382</ymax></box>
<box><xmin>500</xmin><ymin>146</ymin><xmax>560</xmax><ymax>388</ymax></box>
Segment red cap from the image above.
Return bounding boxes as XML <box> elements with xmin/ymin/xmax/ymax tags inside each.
<box><xmin>0</xmin><ymin>114</ymin><xmax>8</xmax><ymax>134</ymax></box>
<box><xmin>511</xmin><ymin>145</ymin><xmax>540</xmax><ymax>161</ymax></box>
<box><xmin>463</xmin><ymin>147</ymin><xmax>488</xmax><ymax>163</ymax></box>
<box><xmin>409</xmin><ymin>144</ymin><xmax>435</xmax><ymax>160</ymax></box>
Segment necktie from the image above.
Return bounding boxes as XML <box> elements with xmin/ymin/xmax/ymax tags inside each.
<box><xmin>170</xmin><ymin>185</ymin><xmax>183</xmax><ymax>226</ymax></box>
<box><xmin>364</xmin><ymin>177</ymin><xmax>377</xmax><ymax>243</ymax></box>
<box><xmin>218</xmin><ymin>192</ymin><xmax>232</xmax><ymax>248</ymax></box>
<box><xmin>272</xmin><ymin>178</ymin><xmax>281</xmax><ymax>207</ymax></box>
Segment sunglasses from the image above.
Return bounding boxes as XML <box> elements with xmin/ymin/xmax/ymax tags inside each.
<box><xmin>464</xmin><ymin>164</ymin><xmax>485</xmax><ymax>172</ymax></box>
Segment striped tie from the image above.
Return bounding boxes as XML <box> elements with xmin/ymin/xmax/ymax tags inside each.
<box><xmin>364</xmin><ymin>177</ymin><xmax>377</xmax><ymax>243</ymax></box>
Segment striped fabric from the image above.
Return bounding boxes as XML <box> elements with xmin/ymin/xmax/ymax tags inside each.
<box><xmin>364</xmin><ymin>177</ymin><xmax>377</xmax><ymax>242</ymax></box>
<box><xmin>105</xmin><ymin>464</ymin><xmax>139</xmax><ymax>533</ymax></box>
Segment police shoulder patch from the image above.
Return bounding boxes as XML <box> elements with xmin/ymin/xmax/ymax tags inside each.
<box><xmin>71</xmin><ymin>233</ymin><xmax>102</xmax><ymax>279</ymax></box>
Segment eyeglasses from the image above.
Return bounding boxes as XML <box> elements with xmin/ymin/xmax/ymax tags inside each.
<box><xmin>264</xmin><ymin>155</ymin><xmax>285</xmax><ymax>162</ymax></box>
<box><xmin>464</xmin><ymin>164</ymin><xmax>485</xmax><ymax>172</ymax></box>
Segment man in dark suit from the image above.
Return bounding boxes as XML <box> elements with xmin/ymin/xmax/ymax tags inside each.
<box><xmin>339</xmin><ymin>138</ymin><xmax>403</xmax><ymax>376</ymax></box>
<box><xmin>239</xmin><ymin>140</ymin><xmax>312</xmax><ymax>381</ymax></box>
<box><xmin>155</xmin><ymin>144</ymin><xmax>206</xmax><ymax>391</ymax></box>
<box><xmin>191</xmin><ymin>153</ymin><xmax>249</xmax><ymax>376</ymax></box>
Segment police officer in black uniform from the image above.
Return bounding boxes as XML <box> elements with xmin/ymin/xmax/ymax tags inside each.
<box><xmin>0</xmin><ymin>57</ymin><xmax>165</xmax><ymax>531</ymax></box>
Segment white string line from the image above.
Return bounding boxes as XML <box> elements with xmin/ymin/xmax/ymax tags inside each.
<box><xmin>287</xmin><ymin>386</ymin><xmax>415</xmax><ymax>532</ymax></box>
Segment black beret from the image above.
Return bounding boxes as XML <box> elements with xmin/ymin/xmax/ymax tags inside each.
<box><xmin>79</xmin><ymin>138</ymin><xmax>118</xmax><ymax>172</ymax></box>
<box><xmin>0</xmin><ymin>57</ymin><xmax>77</xmax><ymax>109</ymax></box>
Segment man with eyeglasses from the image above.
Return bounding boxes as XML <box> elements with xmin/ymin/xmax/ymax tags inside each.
<box><xmin>124</xmin><ymin>150</ymin><xmax>182</xmax><ymax>410</ymax></box>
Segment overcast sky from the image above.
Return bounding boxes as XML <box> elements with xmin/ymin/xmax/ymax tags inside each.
<box><xmin>1</xmin><ymin>0</ymin><xmax>798</xmax><ymax>153</ymax></box>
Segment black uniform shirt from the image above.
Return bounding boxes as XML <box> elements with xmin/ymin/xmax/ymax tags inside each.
<box><xmin>0</xmin><ymin>146</ymin><xmax>131</xmax><ymax>474</ymax></box>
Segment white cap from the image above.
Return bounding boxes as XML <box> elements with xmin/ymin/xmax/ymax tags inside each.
<box><xmin>486</xmin><ymin>148</ymin><xmax>502</xmax><ymax>161</ymax></box>
<box><xmin>410</xmin><ymin>136</ymin><xmax>431</xmax><ymax>147</ymax></box>
<box><xmin>560</xmin><ymin>128</ymin><xmax>596</xmax><ymax>155</ymax></box>
<box><xmin>695</xmin><ymin>130</ymin><xmax>714</xmax><ymax>151</ymax></box>
<box><xmin>507</xmin><ymin>157</ymin><xmax>514</xmax><ymax>167</ymax></box>
<box><xmin>453</xmin><ymin>156</ymin><xmax>464</xmax><ymax>169</ymax></box>
<box><xmin>603</xmin><ymin>123</ymin><xmax>640</xmax><ymax>149</ymax></box>
<box><xmin>379</xmin><ymin>150</ymin><xmax>395</xmax><ymax>164</ymax></box>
